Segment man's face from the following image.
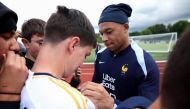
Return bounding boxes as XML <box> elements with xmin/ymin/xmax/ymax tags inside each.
<box><xmin>0</xmin><ymin>31</ymin><xmax>19</xmax><ymax>64</ymax></box>
<box><xmin>99</xmin><ymin>22</ymin><xmax>129</xmax><ymax>53</ymax></box>
<box><xmin>64</xmin><ymin>45</ymin><xmax>92</xmax><ymax>78</ymax></box>
<box><xmin>26</xmin><ymin>34</ymin><xmax>44</xmax><ymax>60</ymax></box>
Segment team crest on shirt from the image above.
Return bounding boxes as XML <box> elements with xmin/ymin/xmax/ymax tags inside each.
<box><xmin>121</xmin><ymin>64</ymin><xmax>128</xmax><ymax>74</ymax></box>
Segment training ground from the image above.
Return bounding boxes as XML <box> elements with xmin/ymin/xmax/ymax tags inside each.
<box><xmin>68</xmin><ymin>61</ymin><xmax>166</xmax><ymax>88</ymax></box>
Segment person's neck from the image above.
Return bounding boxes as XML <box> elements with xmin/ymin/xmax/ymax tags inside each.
<box><xmin>113</xmin><ymin>40</ymin><xmax>130</xmax><ymax>54</ymax></box>
<box><xmin>32</xmin><ymin>44</ymin><xmax>65</xmax><ymax>79</ymax></box>
<box><xmin>25</xmin><ymin>52</ymin><xmax>35</xmax><ymax>62</ymax></box>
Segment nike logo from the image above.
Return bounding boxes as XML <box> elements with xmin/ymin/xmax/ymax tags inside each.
<box><xmin>99</xmin><ymin>61</ymin><xmax>105</xmax><ymax>64</ymax></box>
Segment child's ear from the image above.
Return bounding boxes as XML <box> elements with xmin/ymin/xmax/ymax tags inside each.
<box><xmin>68</xmin><ymin>36</ymin><xmax>80</xmax><ymax>52</ymax></box>
<box><xmin>21</xmin><ymin>38</ymin><xmax>30</xmax><ymax>49</ymax></box>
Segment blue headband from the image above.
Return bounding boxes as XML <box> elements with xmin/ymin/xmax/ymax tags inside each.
<box><xmin>98</xmin><ymin>3</ymin><xmax>132</xmax><ymax>24</ymax></box>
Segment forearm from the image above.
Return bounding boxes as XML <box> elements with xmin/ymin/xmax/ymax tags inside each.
<box><xmin>0</xmin><ymin>92</ymin><xmax>20</xmax><ymax>108</ymax></box>
<box><xmin>0</xmin><ymin>77</ymin><xmax>21</xmax><ymax>101</ymax></box>
<box><xmin>0</xmin><ymin>94</ymin><xmax>20</xmax><ymax>101</ymax></box>
<box><xmin>0</xmin><ymin>80</ymin><xmax>21</xmax><ymax>108</ymax></box>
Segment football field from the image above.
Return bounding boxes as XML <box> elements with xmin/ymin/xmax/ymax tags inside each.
<box><xmin>84</xmin><ymin>42</ymin><xmax>173</xmax><ymax>63</ymax></box>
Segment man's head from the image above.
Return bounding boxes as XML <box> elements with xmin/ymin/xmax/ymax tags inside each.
<box><xmin>148</xmin><ymin>26</ymin><xmax>190</xmax><ymax>109</ymax></box>
<box><xmin>44</xmin><ymin>6</ymin><xmax>96</xmax><ymax>77</ymax></box>
<box><xmin>21</xmin><ymin>18</ymin><xmax>45</xmax><ymax>61</ymax></box>
<box><xmin>98</xmin><ymin>3</ymin><xmax>132</xmax><ymax>53</ymax></box>
<box><xmin>0</xmin><ymin>2</ymin><xmax>19</xmax><ymax>62</ymax></box>
<box><xmin>160</xmin><ymin>26</ymin><xmax>190</xmax><ymax>109</ymax></box>
<box><xmin>45</xmin><ymin>6</ymin><xmax>96</xmax><ymax>46</ymax></box>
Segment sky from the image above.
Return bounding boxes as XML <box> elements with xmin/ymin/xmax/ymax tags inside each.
<box><xmin>1</xmin><ymin>0</ymin><xmax>190</xmax><ymax>32</ymax></box>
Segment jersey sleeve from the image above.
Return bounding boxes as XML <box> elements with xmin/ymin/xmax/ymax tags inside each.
<box><xmin>92</xmin><ymin>53</ymin><xmax>101</xmax><ymax>83</ymax></box>
<box><xmin>138</xmin><ymin>52</ymin><xmax>160</xmax><ymax>101</ymax></box>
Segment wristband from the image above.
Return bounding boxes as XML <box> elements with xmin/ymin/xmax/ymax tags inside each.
<box><xmin>0</xmin><ymin>92</ymin><xmax>20</xmax><ymax>95</ymax></box>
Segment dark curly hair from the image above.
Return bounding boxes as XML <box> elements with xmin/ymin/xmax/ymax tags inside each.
<box><xmin>161</xmin><ymin>25</ymin><xmax>190</xmax><ymax>109</ymax></box>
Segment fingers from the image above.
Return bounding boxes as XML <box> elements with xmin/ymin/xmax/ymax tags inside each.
<box><xmin>82</xmin><ymin>88</ymin><xmax>102</xmax><ymax>98</ymax></box>
<box><xmin>79</xmin><ymin>81</ymin><xmax>107</xmax><ymax>98</ymax></box>
<box><xmin>5</xmin><ymin>51</ymin><xmax>26</xmax><ymax>71</ymax></box>
<box><xmin>77</xmin><ymin>67</ymin><xmax>81</xmax><ymax>71</ymax></box>
<box><xmin>80</xmin><ymin>81</ymin><xmax>100</xmax><ymax>87</ymax></box>
<box><xmin>80</xmin><ymin>81</ymin><xmax>115</xmax><ymax>109</ymax></box>
<box><xmin>16</xmin><ymin>54</ymin><xmax>27</xmax><ymax>71</ymax></box>
<box><xmin>2</xmin><ymin>51</ymin><xmax>28</xmax><ymax>78</ymax></box>
<box><xmin>75</xmin><ymin>67</ymin><xmax>81</xmax><ymax>75</ymax></box>
<box><xmin>0</xmin><ymin>51</ymin><xmax>28</xmax><ymax>93</ymax></box>
<box><xmin>79</xmin><ymin>81</ymin><xmax>99</xmax><ymax>92</ymax></box>
<box><xmin>20</xmin><ymin>56</ymin><xmax>26</xmax><ymax>69</ymax></box>
<box><xmin>5</xmin><ymin>51</ymin><xmax>15</xmax><ymax>66</ymax></box>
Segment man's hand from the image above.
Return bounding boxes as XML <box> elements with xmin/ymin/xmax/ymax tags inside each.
<box><xmin>0</xmin><ymin>51</ymin><xmax>28</xmax><ymax>101</ymax></box>
<box><xmin>70</xmin><ymin>67</ymin><xmax>81</xmax><ymax>88</ymax></box>
<box><xmin>79</xmin><ymin>81</ymin><xmax>114</xmax><ymax>109</ymax></box>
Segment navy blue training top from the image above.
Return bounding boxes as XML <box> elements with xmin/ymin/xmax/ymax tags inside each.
<box><xmin>92</xmin><ymin>41</ymin><xmax>160</xmax><ymax>102</ymax></box>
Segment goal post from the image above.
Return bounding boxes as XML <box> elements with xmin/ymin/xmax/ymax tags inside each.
<box><xmin>86</xmin><ymin>32</ymin><xmax>178</xmax><ymax>62</ymax></box>
<box><xmin>129</xmin><ymin>32</ymin><xmax>177</xmax><ymax>61</ymax></box>
<box><xmin>129</xmin><ymin>32</ymin><xmax>177</xmax><ymax>53</ymax></box>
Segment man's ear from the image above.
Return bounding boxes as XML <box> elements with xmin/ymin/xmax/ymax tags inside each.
<box><xmin>68</xmin><ymin>37</ymin><xmax>80</xmax><ymax>52</ymax></box>
<box><xmin>21</xmin><ymin>38</ymin><xmax>30</xmax><ymax>49</ymax></box>
<box><xmin>123</xmin><ymin>23</ymin><xmax>129</xmax><ymax>33</ymax></box>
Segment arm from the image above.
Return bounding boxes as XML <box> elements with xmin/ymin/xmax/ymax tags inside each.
<box><xmin>79</xmin><ymin>81</ymin><xmax>115</xmax><ymax>109</ymax></box>
<box><xmin>92</xmin><ymin>55</ymin><xmax>102</xmax><ymax>83</ymax></box>
<box><xmin>0</xmin><ymin>51</ymin><xmax>28</xmax><ymax>107</ymax></box>
<box><xmin>138</xmin><ymin>54</ymin><xmax>160</xmax><ymax>101</ymax></box>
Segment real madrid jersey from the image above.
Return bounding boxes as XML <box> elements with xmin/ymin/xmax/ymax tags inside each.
<box><xmin>92</xmin><ymin>41</ymin><xmax>160</xmax><ymax>102</ymax></box>
<box><xmin>20</xmin><ymin>71</ymin><xmax>95</xmax><ymax>109</ymax></box>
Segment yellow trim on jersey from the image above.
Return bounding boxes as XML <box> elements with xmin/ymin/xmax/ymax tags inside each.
<box><xmin>32</xmin><ymin>76</ymin><xmax>44</xmax><ymax>79</ymax></box>
<box><xmin>71</xmin><ymin>86</ymin><xmax>87</xmax><ymax>109</ymax></box>
<box><xmin>49</xmin><ymin>77</ymin><xmax>86</xmax><ymax>109</ymax></box>
<box><xmin>32</xmin><ymin>75</ymin><xmax>87</xmax><ymax>109</ymax></box>
<box><xmin>32</xmin><ymin>75</ymin><xmax>51</xmax><ymax>79</ymax></box>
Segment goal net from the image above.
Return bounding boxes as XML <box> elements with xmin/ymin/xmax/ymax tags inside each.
<box><xmin>129</xmin><ymin>32</ymin><xmax>177</xmax><ymax>61</ymax></box>
<box><xmin>130</xmin><ymin>32</ymin><xmax>177</xmax><ymax>53</ymax></box>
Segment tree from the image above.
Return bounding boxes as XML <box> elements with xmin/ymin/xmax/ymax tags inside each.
<box><xmin>141</xmin><ymin>28</ymin><xmax>152</xmax><ymax>35</ymax></box>
<box><xmin>96</xmin><ymin>33</ymin><xmax>103</xmax><ymax>43</ymax></box>
<box><xmin>148</xmin><ymin>24</ymin><xmax>168</xmax><ymax>34</ymax></box>
<box><xmin>129</xmin><ymin>31</ymin><xmax>142</xmax><ymax>36</ymax></box>
<box><xmin>170</xmin><ymin>20</ymin><xmax>190</xmax><ymax>38</ymax></box>
<box><xmin>167</xmin><ymin>24</ymin><xmax>173</xmax><ymax>32</ymax></box>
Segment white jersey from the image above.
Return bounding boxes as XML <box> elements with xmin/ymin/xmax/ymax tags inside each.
<box><xmin>20</xmin><ymin>71</ymin><xmax>96</xmax><ymax>109</ymax></box>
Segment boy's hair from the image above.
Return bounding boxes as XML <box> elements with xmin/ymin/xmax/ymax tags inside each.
<box><xmin>161</xmin><ymin>25</ymin><xmax>190</xmax><ymax>109</ymax></box>
<box><xmin>45</xmin><ymin>6</ymin><xmax>96</xmax><ymax>47</ymax></box>
<box><xmin>21</xmin><ymin>18</ymin><xmax>46</xmax><ymax>42</ymax></box>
